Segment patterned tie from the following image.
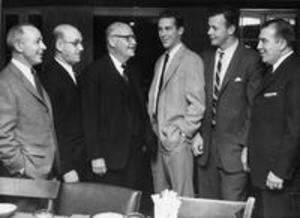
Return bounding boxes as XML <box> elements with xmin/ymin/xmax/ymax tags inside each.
<box><xmin>31</xmin><ymin>68</ymin><xmax>44</xmax><ymax>100</ymax></box>
<box><xmin>155</xmin><ymin>53</ymin><xmax>169</xmax><ymax>117</ymax></box>
<box><xmin>211</xmin><ymin>51</ymin><xmax>224</xmax><ymax>127</ymax></box>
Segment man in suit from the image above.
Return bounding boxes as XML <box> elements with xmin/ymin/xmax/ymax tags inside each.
<box><xmin>148</xmin><ymin>10</ymin><xmax>205</xmax><ymax>197</ymax></box>
<box><xmin>0</xmin><ymin>24</ymin><xmax>58</xmax><ymax>211</ymax></box>
<box><xmin>196</xmin><ymin>7</ymin><xmax>263</xmax><ymax>200</ymax></box>
<box><xmin>81</xmin><ymin>22</ymin><xmax>155</xmax><ymax>189</ymax></box>
<box><xmin>40</xmin><ymin>24</ymin><xmax>87</xmax><ymax>183</ymax></box>
<box><xmin>248</xmin><ymin>19</ymin><xmax>300</xmax><ymax>218</ymax></box>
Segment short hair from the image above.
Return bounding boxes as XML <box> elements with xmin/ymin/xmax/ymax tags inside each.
<box><xmin>6</xmin><ymin>23</ymin><xmax>33</xmax><ymax>51</ymax></box>
<box><xmin>261</xmin><ymin>18</ymin><xmax>295</xmax><ymax>48</ymax></box>
<box><xmin>158</xmin><ymin>10</ymin><xmax>184</xmax><ymax>28</ymax></box>
<box><xmin>209</xmin><ymin>7</ymin><xmax>240</xmax><ymax>35</ymax></box>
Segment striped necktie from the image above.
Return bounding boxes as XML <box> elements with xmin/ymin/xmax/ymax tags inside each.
<box><xmin>211</xmin><ymin>51</ymin><xmax>224</xmax><ymax>127</ymax></box>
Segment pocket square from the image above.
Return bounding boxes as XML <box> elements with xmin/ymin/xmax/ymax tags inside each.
<box><xmin>264</xmin><ymin>92</ymin><xmax>278</xmax><ymax>97</ymax></box>
<box><xmin>234</xmin><ymin>77</ymin><xmax>242</xmax><ymax>82</ymax></box>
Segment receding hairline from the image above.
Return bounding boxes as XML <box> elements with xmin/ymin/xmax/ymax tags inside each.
<box><xmin>53</xmin><ymin>24</ymin><xmax>81</xmax><ymax>41</ymax></box>
<box><xmin>6</xmin><ymin>24</ymin><xmax>39</xmax><ymax>50</ymax></box>
<box><xmin>105</xmin><ymin>22</ymin><xmax>131</xmax><ymax>39</ymax></box>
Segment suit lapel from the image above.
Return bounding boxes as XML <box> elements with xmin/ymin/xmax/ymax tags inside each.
<box><xmin>161</xmin><ymin>45</ymin><xmax>185</xmax><ymax>92</ymax></box>
<box><xmin>106</xmin><ymin>55</ymin><xmax>128</xmax><ymax>95</ymax></box>
<box><xmin>255</xmin><ymin>54</ymin><xmax>295</xmax><ymax>96</ymax></box>
<box><xmin>53</xmin><ymin>60</ymin><xmax>77</xmax><ymax>87</ymax></box>
<box><xmin>205</xmin><ymin>51</ymin><xmax>216</xmax><ymax>105</ymax></box>
<box><xmin>9</xmin><ymin>63</ymin><xmax>48</xmax><ymax>107</ymax></box>
<box><xmin>219</xmin><ymin>44</ymin><xmax>242</xmax><ymax>94</ymax></box>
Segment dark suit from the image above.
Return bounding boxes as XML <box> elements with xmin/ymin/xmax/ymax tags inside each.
<box><xmin>248</xmin><ymin>54</ymin><xmax>300</xmax><ymax>217</ymax></box>
<box><xmin>81</xmin><ymin>54</ymin><xmax>154</xmax><ymax>189</ymax></box>
<box><xmin>39</xmin><ymin>59</ymin><xmax>87</xmax><ymax>180</ymax></box>
<box><xmin>197</xmin><ymin>43</ymin><xmax>263</xmax><ymax>200</ymax></box>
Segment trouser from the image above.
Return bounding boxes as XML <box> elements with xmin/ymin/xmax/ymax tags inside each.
<box><xmin>151</xmin><ymin>141</ymin><xmax>194</xmax><ymax>197</ymax></box>
<box><xmin>197</xmin><ymin>131</ymin><xmax>247</xmax><ymax>200</ymax></box>
<box><xmin>252</xmin><ymin>187</ymin><xmax>300</xmax><ymax>218</ymax></box>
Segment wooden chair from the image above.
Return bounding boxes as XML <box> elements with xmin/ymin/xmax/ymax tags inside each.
<box><xmin>57</xmin><ymin>182</ymin><xmax>142</xmax><ymax>216</ymax></box>
<box><xmin>0</xmin><ymin>177</ymin><xmax>60</xmax><ymax>212</ymax></box>
<box><xmin>178</xmin><ymin>196</ymin><xmax>255</xmax><ymax>218</ymax></box>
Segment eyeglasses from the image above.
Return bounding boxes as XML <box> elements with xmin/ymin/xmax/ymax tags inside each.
<box><xmin>64</xmin><ymin>40</ymin><xmax>83</xmax><ymax>47</ymax></box>
<box><xmin>111</xmin><ymin>34</ymin><xmax>136</xmax><ymax>42</ymax></box>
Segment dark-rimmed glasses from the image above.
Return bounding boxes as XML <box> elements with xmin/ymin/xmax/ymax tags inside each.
<box><xmin>111</xmin><ymin>34</ymin><xmax>136</xmax><ymax>42</ymax></box>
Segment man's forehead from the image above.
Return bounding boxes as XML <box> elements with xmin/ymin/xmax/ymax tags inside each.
<box><xmin>22</xmin><ymin>25</ymin><xmax>41</xmax><ymax>38</ymax></box>
<box><xmin>112</xmin><ymin>25</ymin><xmax>132</xmax><ymax>34</ymax></box>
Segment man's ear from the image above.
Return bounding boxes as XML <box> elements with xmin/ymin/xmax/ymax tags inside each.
<box><xmin>107</xmin><ymin>36</ymin><xmax>116</xmax><ymax>48</ymax></box>
<box><xmin>278</xmin><ymin>38</ymin><xmax>288</xmax><ymax>51</ymax></box>
<box><xmin>228</xmin><ymin>25</ymin><xmax>236</xmax><ymax>36</ymax></box>
<box><xmin>56</xmin><ymin>38</ymin><xmax>64</xmax><ymax>52</ymax></box>
<box><xmin>178</xmin><ymin>27</ymin><xmax>184</xmax><ymax>36</ymax></box>
<box><xmin>14</xmin><ymin>40</ymin><xmax>23</xmax><ymax>53</ymax></box>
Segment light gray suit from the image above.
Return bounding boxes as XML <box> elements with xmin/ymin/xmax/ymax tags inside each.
<box><xmin>0</xmin><ymin>62</ymin><xmax>57</xmax><ymax>179</ymax></box>
<box><xmin>148</xmin><ymin>44</ymin><xmax>205</xmax><ymax>196</ymax></box>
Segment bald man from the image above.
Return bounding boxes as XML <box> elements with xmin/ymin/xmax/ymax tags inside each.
<box><xmin>81</xmin><ymin>22</ymin><xmax>155</xmax><ymax>189</ymax></box>
<box><xmin>40</xmin><ymin>24</ymin><xmax>87</xmax><ymax>182</ymax></box>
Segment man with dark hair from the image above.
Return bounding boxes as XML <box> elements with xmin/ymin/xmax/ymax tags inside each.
<box><xmin>148</xmin><ymin>10</ymin><xmax>205</xmax><ymax>197</ymax></box>
<box><xmin>81</xmin><ymin>22</ymin><xmax>155</xmax><ymax>189</ymax></box>
<box><xmin>196</xmin><ymin>7</ymin><xmax>263</xmax><ymax>200</ymax></box>
<box><xmin>248</xmin><ymin>18</ymin><xmax>300</xmax><ymax>218</ymax></box>
<box><xmin>40</xmin><ymin>24</ymin><xmax>87</xmax><ymax>183</ymax></box>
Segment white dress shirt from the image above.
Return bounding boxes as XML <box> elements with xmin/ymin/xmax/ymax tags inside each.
<box><xmin>109</xmin><ymin>53</ymin><xmax>126</xmax><ymax>77</ymax></box>
<box><xmin>272</xmin><ymin>50</ymin><xmax>294</xmax><ymax>73</ymax></box>
<box><xmin>214</xmin><ymin>40</ymin><xmax>239</xmax><ymax>86</ymax></box>
<box><xmin>11</xmin><ymin>58</ymin><xmax>36</xmax><ymax>88</ymax></box>
<box><xmin>55</xmin><ymin>57</ymin><xmax>77</xmax><ymax>84</ymax></box>
<box><xmin>153</xmin><ymin>43</ymin><xmax>182</xmax><ymax>114</ymax></box>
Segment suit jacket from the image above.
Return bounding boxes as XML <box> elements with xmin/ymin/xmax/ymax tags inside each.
<box><xmin>198</xmin><ymin>43</ymin><xmax>263</xmax><ymax>173</ymax></box>
<box><xmin>40</xmin><ymin>59</ymin><xmax>86</xmax><ymax>176</ymax></box>
<box><xmin>248</xmin><ymin>54</ymin><xmax>300</xmax><ymax>190</ymax></box>
<box><xmin>148</xmin><ymin>44</ymin><xmax>205</xmax><ymax>151</ymax></box>
<box><xmin>0</xmin><ymin>62</ymin><xmax>57</xmax><ymax>179</ymax></box>
<box><xmin>81</xmin><ymin>54</ymin><xmax>154</xmax><ymax>170</ymax></box>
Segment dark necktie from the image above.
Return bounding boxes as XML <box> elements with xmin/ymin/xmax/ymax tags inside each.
<box><xmin>31</xmin><ymin>69</ymin><xmax>44</xmax><ymax>100</ymax></box>
<box><xmin>211</xmin><ymin>51</ymin><xmax>224</xmax><ymax>127</ymax></box>
<box><xmin>121</xmin><ymin>63</ymin><xmax>129</xmax><ymax>82</ymax></box>
<box><xmin>155</xmin><ymin>53</ymin><xmax>169</xmax><ymax>117</ymax></box>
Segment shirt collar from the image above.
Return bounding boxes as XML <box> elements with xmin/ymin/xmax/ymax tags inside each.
<box><xmin>11</xmin><ymin>58</ymin><xmax>32</xmax><ymax>75</ymax></box>
<box><xmin>109</xmin><ymin>53</ymin><xmax>124</xmax><ymax>75</ymax></box>
<box><xmin>167</xmin><ymin>42</ymin><xmax>182</xmax><ymax>60</ymax></box>
<box><xmin>272</xmin><ymin>50</ymin><xmax>294</xmax><ymax>73</ymax></box>
<box><xmin>55</xmin><ymin>57</ymin><xmax>74</xmax><ymax>74</ymax></box>
<box><xmin>217</xmin><ymin>39</ymin><xmax>239</xmax><ymax>57</ymax></box>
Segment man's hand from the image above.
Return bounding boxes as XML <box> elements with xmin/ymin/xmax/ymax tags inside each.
<box><xmin>63</xmin><ymin>170</ymin><xmax>79</xmax><ymax>183</ymax></box>
<box><xmin>91</xmin><ymin>158</ymin><xmax>107</xmax><ymax>176</ymax></box>
<box><xmin>192</xmin><ymin>134</ymin><xmax>204</xmax><ymax>156</ymax></box>
<box><xmin>241</xmin><ymin>147</ymin><xmax>250</xmax><ymax>172</ymax></box>
<box><xmin>266</xmin><ymin>171</ymin><xmax>284</xmax><ymax>190</ymax></box>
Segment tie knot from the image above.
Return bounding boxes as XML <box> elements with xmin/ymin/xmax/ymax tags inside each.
<box><xmin>218</xmin><ymin>51</ymin><xmax>224</xmax><ymax>59</ymax></box>
<box><xmin>121</xmin><ymin>63</ymin><xmax>127</xmax><ymax>69</ymax></box>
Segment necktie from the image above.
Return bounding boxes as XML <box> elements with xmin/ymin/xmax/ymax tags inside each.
<box><xmin>31</xmin><ymin>69</ymin><xmax>44</xmax><ymax>100</ymax></box>
<box><xmin>121</xmin><ymin>63</ymin><xmax>129</xmax><ymax>82</ymax></box>
<box><xmin>155</xmin><ymin>53</ymin><xmax>169</xmax><ymax>117</ymax></box>
<box><xmin>211</xmin><ymin>51</ymin><xmax>224</xmax><ymax>127</ymax></box>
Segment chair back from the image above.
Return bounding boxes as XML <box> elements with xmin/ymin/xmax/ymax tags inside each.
<box><xmin>0</xmin><ymin>177</ymin><xmax>60</xmax><ymax>200</ymax></box>
<box><xmin>0</xmin><ymin>177</ymin><xmax>60</xmax><ymax>212</ymax></box>
<box><xmin>178</xmin><ymin>197</ymin><xmax>255</xmax><ymax>218</ymax></box>
<box><xmin>57</xmin><ymin>182</ymin><xmax>142</xmax><ymax>216</ymax></box>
